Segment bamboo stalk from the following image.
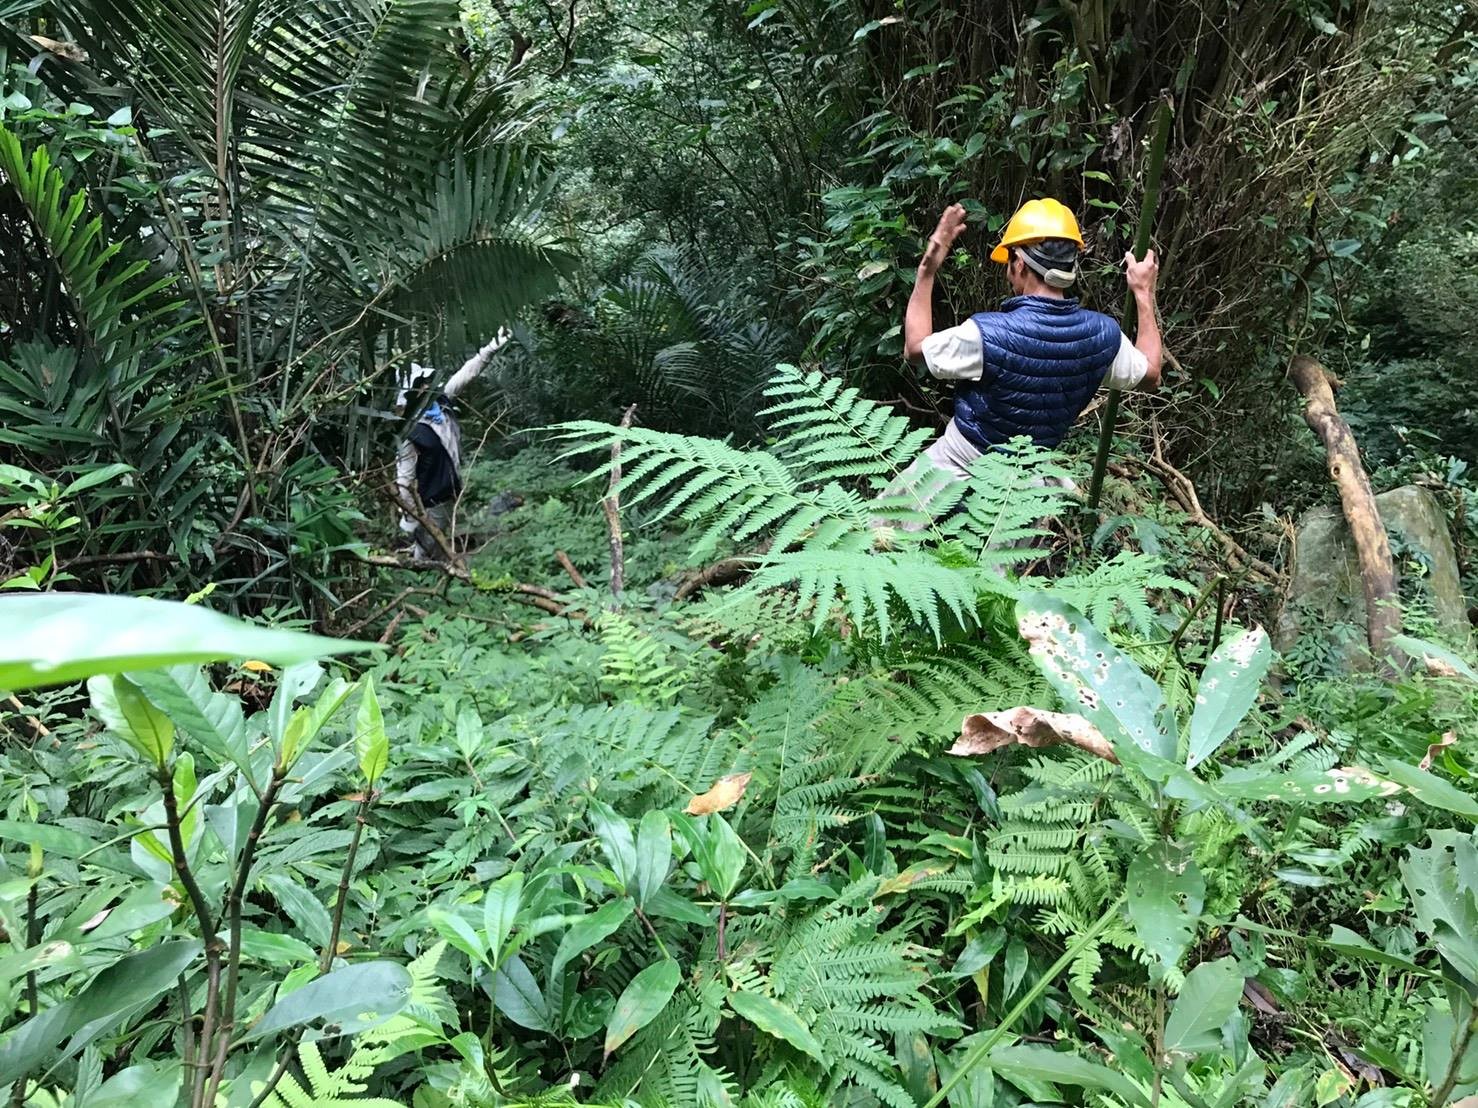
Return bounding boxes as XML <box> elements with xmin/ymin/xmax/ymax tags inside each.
<box><xmin>1086</xmin><ymin>97</ymin><xmax>1173</xmax><ymax>512</ymax></box>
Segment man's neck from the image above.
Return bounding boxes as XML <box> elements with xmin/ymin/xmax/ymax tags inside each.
<box><xmin>1015</xmin><ymin>277</ymin><xmax>1066</xmax><ymax>299</ymax></box>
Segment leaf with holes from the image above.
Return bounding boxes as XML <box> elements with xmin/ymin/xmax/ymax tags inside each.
<box><xmin>1400</xmin><ymin>831</ymin><xmax>1478</xmax><ymax>986</ymax></box>
<box><xmin>1126</xmin><ymin>842</ymin><xmax>1204</xmax><ymax>973</ymax></box>
<box><xmin>1215</xmin><ymin>764</ymin><xmax>1400</xmax><ymax>805</ymax></box>
<box><xmin>1187</xmin><ymin>627</ymin><xmax>1272</xmax><ymax>769</ymax></box>
<box><xmin>1015</xmin><ymin>594</ymin><xmax>1174</xmax><ymax>761</ymax></box>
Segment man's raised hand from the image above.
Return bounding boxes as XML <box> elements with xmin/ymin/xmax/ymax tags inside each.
<box><xmin>1124</xmin><ymin>248</ymin><xmax>1159</xmax><ymax>295</ymax></box>
<box><xmin>919</xmin><ymin>204</ymin><xmax>968</xmax><ymax>277</ymax></box>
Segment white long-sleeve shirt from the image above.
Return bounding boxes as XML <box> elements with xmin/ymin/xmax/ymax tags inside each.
<box><xmin>396</xmin><ymin>331</ymin><xmax>509</xmax><ymax>521</ymax></box>
<box><xmin>920</xmin><ymin>322</ymin><xmax>1148</xmax><ymax>389</ymax></box>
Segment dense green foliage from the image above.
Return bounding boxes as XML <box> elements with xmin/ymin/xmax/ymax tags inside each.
<box><xmin>3</xmin><ymin>0</ymin><xmax>1478</xmax><ymax>1105</ymax></box>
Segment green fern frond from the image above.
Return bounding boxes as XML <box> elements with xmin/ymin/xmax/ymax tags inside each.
<box><xmin>257</xmin><ymin>1037</ymin><xmax>407</xmax><ymax>1108</ymax></box>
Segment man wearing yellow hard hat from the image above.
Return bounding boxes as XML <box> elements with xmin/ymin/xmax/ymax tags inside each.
<box><xmin>890</xmin><ymin>197</ymin><xmax>1161</xmax><ymax>517</ymax></box>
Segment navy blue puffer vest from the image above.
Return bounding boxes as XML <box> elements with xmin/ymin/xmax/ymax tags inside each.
<box><xmin>953</xmin><ymin>296</ymin><xmax>1122</xmax><ymax>451</ymax></box>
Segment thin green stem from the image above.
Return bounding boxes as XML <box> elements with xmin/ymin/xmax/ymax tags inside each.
<box><xmin>322</xmin><ymin>793</ymin><xmax>374</xmax><ymax>972</ymax></box>
<box><xmin>1431</xmin><ymin>1004</ymin><xmax>1478</xmax><ymax>1107</ymax></box>
<box><xmin>923</xmin><ymin>892</ymin><xmax>1127</xmax><ymax>1108</ymax></box>
<box><xmin>203</xmin><ymin>767</ymin><xmax>285</xmax><ymax>1108</ymax></box>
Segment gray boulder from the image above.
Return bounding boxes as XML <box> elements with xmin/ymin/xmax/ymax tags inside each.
<box><xmin>1276</xmin><ymin>484</ymin><xmax>1470</xmax><ymax>667</ymax></box>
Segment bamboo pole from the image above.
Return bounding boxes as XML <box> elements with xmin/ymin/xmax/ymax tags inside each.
<box><xmin>1086</xmin><ymin>97</ymin><xmax>1173</xmax><ymax>511</ymax></box>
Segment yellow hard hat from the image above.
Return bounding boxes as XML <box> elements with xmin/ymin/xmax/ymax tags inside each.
<box><xmin>990</xmin><ymin>198</ymin><xmax>1085</xmax><ymax>264</ymax></box>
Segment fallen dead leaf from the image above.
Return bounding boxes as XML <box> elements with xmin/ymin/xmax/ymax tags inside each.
<box><xmin>1242</xmin><ymin>979</ymin><xmax>1280</xmax><ymax>1015</ymax></box>
<box><xmin>30</xmin><ymin>35</ymin><xmax>88</xmax><ymax>62</ymax></box>
<box><xmin>685</xmin><ymin>772</ymin><xmax>752</xmax><ymax>815</ymax></box>
<box><xmin>951</xmin><ymin>707</ymin><xmax>1118</xmax><ymax>764</ymax></box>
<box><xmin>1419</xmin><ymin>730</ymin><xmax>1457</xmax><ymax>771</ymax></box>
<box><xmin>1423</xmin><ymin>654</ymin><xmax>1460</xmax><ymax>678</ymax></box>
<box><xmin>877</xmin><ymin>866</ymin><xmax>946</xmax><ymax>896</ymax></box>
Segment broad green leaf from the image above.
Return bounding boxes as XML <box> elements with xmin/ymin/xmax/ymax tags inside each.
<box><xmin>672</xmin><ymin>812</ymin><xmax>747</xmax><ymax>900</ymax></box>
<box><xmin>633</xmin><ymin>809</ymin><xmax>671</xmax><ymax>908</ymax></box>
<box><xmin>128</xmin><ymin>666</ymin><xmax>253</xmax><ymax>780</ymax></box>
<box><xmin>988</xmin><ymin>1043</ymin><xmax>1150</xmax><ymax>1107</ymax></box>
<box><xmin>2</xmin><ymin>594</ymin><xmax>372</xmax><ymax>691</ymax></box>
<box><xmin>491</xmin><ymin>954</ymin><xmax>552</xmax><ymax>1031</ymax></box>
<box><xmin>61</xmin><ymin>462</ymin><xmax>133</xmax><ymax>497</ymax></box>
<box><xmin>1215</xmin><ymin>764</ymin><xmax>1399</xmax><ymax>805</ymax></box>
<box><xmin>263</xmin><ymin>874</ymin><xmax>333</xmax><ymax>950</ymax></box>
<box><xmin>87</xmin><ymin>1060</ymin><xmax>180</xmax><ymax>1108</ymax></box>
<box><xmin>482</xmin><ymin>871</ymin><xmax>524</xmax><ymax>968</ymax></box>
<box><xmin>1382</xmin><ymin>760</ymin><xmax>1478</xmax><ymax>820</ymax></box>
<box><xmin>88</xmin><ymin>674</ymin><xmax>174</xmax><ymax>765</ymax></box>
<box><xmin>171</xmin><ymin>753</ymin><xmax>199</xmax><ymax>850</ymax></box>
<box><xmin>237</xmin><ymin>928</ymin><xmax>317</xmax><ymax>966</ymax></box>
<box><xmin>551</xmin><ymin>899</ymin><xmax>633</xmax><ymax>980</ymax></box>
<box><xmin>268</xmin><ymin>661</ymin><xmax>323</xmax><ymax>745</ymax></box>
<box><xmin>280</xmin><ymin>677</ymin><xmax>354</xmax><ymax>768</ymax></box>
<box><xmin>728</xmin><ymin>989</ymin><xmax>826</xmax><ymax>1063</ymax></box>
<box><xmin>604</xmin><ymin>958</ymin><xmax>680</xmax><ymax>1056</ymax></box>
<box><xmin>242</xmin><ymin>960</ymin><xmax>411</xmax><ymax>1042</ymax></box>
<box><xmin>1400</xmin><ymin>831</ymin><xmax>1478</xmax><ymax>985</ymax></box>
<box><xmin>645</xmin><ymin>887</ymin><xmax>711</xmax><ymax>925</ymax></box>
<box><xmin>0</xmin><ymin>940</ymin><xmax>201</xmax><ymax>1084</ymax></box>
<box><xmin>1187</xmin><ymin>627</ymin><xmax>1272</xmax><ymax>769</ymax></box>
<box><xmin>353</xmin><ymin>675</ymin><xmax>388</xmax><ymax>784</ymax></box>
<box><xmin>1422</xmin><ymin>996</ymin><xmax>1478</xmax><ymax>1101</ymax></box>
<box><xmin>1126</xmin><ymin>842</ymin><xmax>1204</xmax><ymax>972</ymax></box>
<box><xmin>1015</xmin><ymin>595</ymin><xmax>1175</xmax><ymax>761</ymax></box>
<box><xmin>1323</xmin><ymin>925</ymin><xmax>1429</xmax><ymax>975</ymax></box>
<box><xmin>429</xmin><ymin>908</ymin><xmax>487</xmax><ymax>966</ymax></box>
<box><xmin>1164</xmin><ymin>957</ymin><xmax>1242</xmax><ymax>1056</ymax></box>
<box><xmin>0</xmin><ymin>820</ymin><xmax>132</xmax><ymax>873</ymax></box>
<box><xmin>589</xmin><ymin>800</ymin><xmax>636</xmax><ymax>888</ymax></box>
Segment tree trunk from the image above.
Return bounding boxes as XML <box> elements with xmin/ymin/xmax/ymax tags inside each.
<box><xmin>1286</xmin><ymin>354</ymin><xmax>1401</xmax><ymax>662</ymax></box>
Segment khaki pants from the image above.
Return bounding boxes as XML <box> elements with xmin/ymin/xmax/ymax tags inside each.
<box><xmin>876</xmin><ymin>419</ymin><xmax>1074</xmax><ymax>535</ymax></box>
<box><xmin>412</xmin><ymin>501</ymin><xmax>454</xmax><ymax>561</ymax></box>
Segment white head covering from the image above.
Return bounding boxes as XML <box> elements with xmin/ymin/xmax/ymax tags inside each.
<box><xmin>394</xmin><ymin>362</ymin><xmax>436</xmax><ymax>411</ymax></box>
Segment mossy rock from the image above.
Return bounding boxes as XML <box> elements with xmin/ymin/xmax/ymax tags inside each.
<box><xmin>1276</xmin><ymin>485</ymin><xmax>1470</xmax><ymax>669</ymax></box>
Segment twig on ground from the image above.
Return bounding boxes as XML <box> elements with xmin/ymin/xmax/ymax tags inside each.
<box><xmin>1140</xmin><ymin>419</ymin><xmax>1284</xmax><ymax>583</ymax></box>
<box><xmin>555</xmin><ymin>550</ymin><xmax>588</xmax><ymax>589</ymax></box>
<box><xmin>602</xmin><ymin>404</ymin><xmax>636</xmax><ymax>598</ymax></box>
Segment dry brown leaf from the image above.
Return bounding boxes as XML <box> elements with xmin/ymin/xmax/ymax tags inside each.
<box><xmin>1423</xmin><ymin>654</ymin><xmax>1461</xmax><ymax>678</ymax></box>
<box><xmin>1419</xmin><ymin>730</ymin><xmax>1458</xmax><ymax>771</ymax></box>
<box><xmin>951</xmin><ymin>707</ymin><xmax>1118</xmax><ymax>764</ymax></box>
<box><xmin>685</xmin><ymin>772</ymin><xmax>752</xmax><ymax>815</ymax></box>
<box><xmin>30</xmin><ymin>35</ymin><xmax>88</xmax><ymax>62</ymax></box>
<box><xmin>876</xmin><ymin>866</ymin><xmax>946</xmax><ymax>896</ymax></box>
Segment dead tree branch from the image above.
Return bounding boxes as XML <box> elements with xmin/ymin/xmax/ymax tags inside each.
<box><xmin>602</xmin><ymin>405</ymin><xmax>636</xmax><ymax>598</ymax></box>
<box><xmin>1287</xmin><ymin>354</ymin><xmax>1402</xmax><ymax>663</ymax></box>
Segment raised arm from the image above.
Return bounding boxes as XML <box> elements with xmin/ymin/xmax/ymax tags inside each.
<box><xmin>904</xmin><ymin>205</ymin><xmax>968</xmax><ymax>365</ymax></box>
<box><xmin>1124</xmin><ymin>250</ymin><xmax>1162</xmax><ymax>391</ymax></box>
<box><xmin>443</xmin><ymin>328</ymin><xmax>512</xmax><ymax>399</ymax></box>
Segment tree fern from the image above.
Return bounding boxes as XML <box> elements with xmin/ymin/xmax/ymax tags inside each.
<box><xmin>556</xmin><ymin>364</ymin><xmax>1070</xmax><ymax>643</ymax></box>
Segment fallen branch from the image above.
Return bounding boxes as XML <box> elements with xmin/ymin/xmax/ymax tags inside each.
<box><xmin>1287</xmin><ymin>354</ymin><xmax>1401</xmax><ymax>662</ymax></box>
<box><xmin>62</xmin><ymin>549</ymin><xmax>177</xmax><ymax>569</ymax></box>
<box><xmin>6</xmin><ymin>695</ymin><xmax>49</xmax><ymax>740</ymax></box>
<box><xmin>1142</xmin><ymin>420</ymin><xmax>1283</xmax><ymax>583</ymax></box>
<box><xmin>673</xmin><ymin>555</ymin><xmax>757</xmax><ymax>602</ymax></box>
<box><xmin>602</xmin><ymin>404</ymin><xmax>636</xmax><ymax>598</ymax></box>
<box><xmin>555</xmin><ymin>550</ymin><xmax>588</xmax><ymax>589</ymax></box>
<box><xmin>362</xmin><ymin>553</ymin><xmax>470</xmax><ymax>581</ymax></box>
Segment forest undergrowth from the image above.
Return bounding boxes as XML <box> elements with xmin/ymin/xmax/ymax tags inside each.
<box><xmin>4</xmin><ymin>374</ymin><xmax>1478</xmax><ymax>1108</ymax></box>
